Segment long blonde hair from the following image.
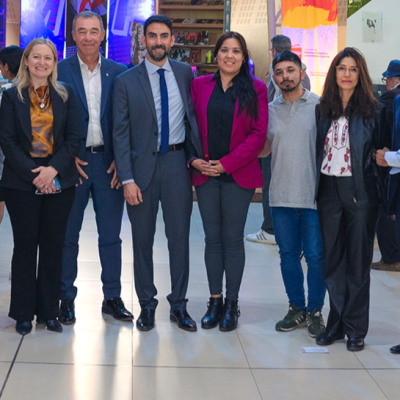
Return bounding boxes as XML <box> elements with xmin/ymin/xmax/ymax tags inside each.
<box><xmin>14</xmin><ymin>38</ymin><xmax>68</xmax><ymax>102</ymax></box>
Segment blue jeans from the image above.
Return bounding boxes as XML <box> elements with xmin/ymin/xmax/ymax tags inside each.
<box><xmin>270</xmin><ymin>207</ymin><xmax>326</xmax><ymax>312</ymax></box>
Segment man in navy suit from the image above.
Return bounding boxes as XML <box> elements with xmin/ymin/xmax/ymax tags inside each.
<box><xmin>57</xmin><ymin>11</ymin><xmax>133</xmax><ymax>323</ymax></box>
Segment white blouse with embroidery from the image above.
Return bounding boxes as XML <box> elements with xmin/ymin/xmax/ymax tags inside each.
<box><xmin>321</xmin><ymin>116</ymin><xmax>352</xmax><ymax>177</ymax></box>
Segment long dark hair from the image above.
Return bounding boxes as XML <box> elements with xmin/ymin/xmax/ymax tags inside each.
<box><xmin>213</xmin><ymin>31</ymin><xmax>259</xmax><ymax>121</ymax></box>
<box><xmin>319</xmin><ymin>47</ymin><xmax>377</xmax><ymax>120</ymax></box>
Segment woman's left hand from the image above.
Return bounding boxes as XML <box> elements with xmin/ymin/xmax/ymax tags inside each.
<box><xmin>209</xmin><ymin>160</ymin><xmax>226</xmax><ymax>174</ymax></box>
<box><xmin>32</xmin><ymin>166</ymin><xmax>58</xmax><ymax>193</ymax></box>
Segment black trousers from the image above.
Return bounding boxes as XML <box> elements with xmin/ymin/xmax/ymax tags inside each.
<box><xmin>317</xmin><ymin>175</ymin><xmax>378</xmax><ymax>338</ymax></box>
<box><xmin>4</xmin><ymin>186</ymin><xmax>75</xmax><ymax>322</ymax></box>
<box><xmin>376</xmin><ymin>205</ymin><xmax>399</xmax><ymax>263</ymax></box>
<box><xmin>195</xmin><ymin>178</ymin><xmax>255</xmax><ymax>301</ymax></box>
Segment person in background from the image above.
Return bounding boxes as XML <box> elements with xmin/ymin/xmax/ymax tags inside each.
<box><xmin>246</xmin><ymin>35</ymin><xmax>311</xmax><ymax>246</ymax></box>
<box><xmin>0</xmin><ymin>46</ymin><xmax>24</xmax><ymax>226</ymax></box>
<box><xmin>372</xmin><ymin>60</ymin><xmax>400</xmax><ymax>272</ymax></box>
<box><xmin>261</xmin><ymin>51</ymin><xmax>326</xmax><ymax>338</ymax></box>
<box><xmin>315</xmin><ymin>48</ymin><xmax>390</xmax><ymax>352</ymax></box>
<box><xmin>57</xmin><ymin>11</ymin><xmax>132</xmax><ymax>325</ymax></box>
<box><xmin>190</xmin><ymin>32</ymin><xmax>268</xmax><ymax>331</ymax></box>
<box><xmin>376</xmin><ymin>95</ymin><xmax>400</xmax><ymax>354</ymax></box>
<box><xmin>112</xmin><ymin>15</ymin><xmax>203</xmax><ymax>332</ymax></box>
<box><xmin>0</xmin><ymin>38</ymin><xmax>81</xmax><ymax>335</ymax></box>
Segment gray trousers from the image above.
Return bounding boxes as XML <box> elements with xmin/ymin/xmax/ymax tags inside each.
<box><xmin>127</xmin><ymin>149</ymin><xmax>193</xmax><ymax>311</ymax></box>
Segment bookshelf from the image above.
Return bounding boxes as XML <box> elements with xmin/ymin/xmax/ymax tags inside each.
<box><xmin>156</xmin><ymin>0</ymin><xmax>230</xmax><ymax>75</ymax></box>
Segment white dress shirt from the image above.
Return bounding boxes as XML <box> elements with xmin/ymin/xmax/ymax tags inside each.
<box><xmin>385</xmin><ymin>151</ymin><xmax>400</xmax><ymax>174</ymax></box>
<box><xmin>78</xmin><ymin>54</ymin><xmax>103</xmax><ymax>147</ymax></box>
<box><xmin>144</xmin><ymin>57</ymin><xmax>186</xmax><ymax>146</ymax></box>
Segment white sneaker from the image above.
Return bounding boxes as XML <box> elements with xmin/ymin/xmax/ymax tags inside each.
<box><xmin>246</xmin><ymin>229</ymin><xmax>276</xmax><ymax>244</ymax></box>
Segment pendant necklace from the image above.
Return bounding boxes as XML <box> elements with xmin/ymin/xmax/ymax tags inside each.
<box><xmin>33</xmin><ymin>86</ymin><xmax>49</xmax><ymax>109</ymax></box>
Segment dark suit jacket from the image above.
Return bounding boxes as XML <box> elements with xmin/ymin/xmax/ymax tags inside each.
<box><xmin>57</xmin><ymin>54</ymin><xmax>127</xmax><ymax>168</ymax></box>
<box><xmin>388</xmin><ymin>94</ymin><xmax>400</xmax><ymax>213</ymax></box>
<box><xmin>0</xmin><ymin>84</ymin><xmax>81</xmax><ymax>191</ymax></box>
<box><xmin>112</xmin><ymin>59</ymin><xmax>203</xmax><ymax>191</ymax></box>
<box><xmin>379</xmin><ymin>85</ymin><xmax>400</xmax><ymax>135</ymax></box>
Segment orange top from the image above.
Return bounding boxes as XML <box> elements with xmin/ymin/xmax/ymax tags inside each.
<box><xmin>29</xmin><ymin>85</ymin><xmax>54</xmax><ymax>158</ymax></box>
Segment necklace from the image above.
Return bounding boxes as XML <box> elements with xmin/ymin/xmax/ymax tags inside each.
<box><xmin>33</xmin><ymin>86</ymin><xmax>49</xmax><ymax>109</ymax></box>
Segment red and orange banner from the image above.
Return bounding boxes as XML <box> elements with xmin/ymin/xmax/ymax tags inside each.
<box><xmin>282</xmin><ymin>0</ymin><xmax>338</xmax><ymax>94</ymax></box>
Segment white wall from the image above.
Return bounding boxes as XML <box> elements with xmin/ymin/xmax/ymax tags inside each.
<box><xmin>346</xmin><ymin>0</ymin><xmax>400</xmax><ymax>84</ymax></box>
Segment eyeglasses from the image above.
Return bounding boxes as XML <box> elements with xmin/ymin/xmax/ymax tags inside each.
<box><xmin>382</xmin><ymin>77</ymin><xmax>387</xmax><ymax>84</ymax></box>
<box><xmin>336</xmin><ymin>65</ymin><xmax>359</xmax><ymax>75</ymax></box>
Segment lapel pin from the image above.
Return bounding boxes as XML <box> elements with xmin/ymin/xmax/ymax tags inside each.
<box><xmin>106</xmin><ymin>73</ymin><xmax>109</xmax><ymax>76</ymax></box>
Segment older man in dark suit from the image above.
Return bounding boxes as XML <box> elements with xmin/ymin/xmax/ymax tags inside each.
<box><xmin>57</xmin><ymin>11</ymin><xmax>133</xmax><ymax>324</ymax></box>
<box><xmin>113</xmin><ymin>15</ymin><xmax>203</xmax><ymax>332</ymax></box>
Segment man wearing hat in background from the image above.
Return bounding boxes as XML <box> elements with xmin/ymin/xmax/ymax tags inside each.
<box><xmin>372</xmin><ymin>60</ymin><xmax>400</xmax><ymax>272</ymax></box>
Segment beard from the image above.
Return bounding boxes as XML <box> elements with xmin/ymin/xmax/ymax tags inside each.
<box><xmin>279</xmin><ymin>79</ymin><xmax>301</xmax><ymax>92</ymax></box>
<box><xmin>147</xmin><ymin>45</ymin><xmax>168</xmax><ymax>62</ymax></box>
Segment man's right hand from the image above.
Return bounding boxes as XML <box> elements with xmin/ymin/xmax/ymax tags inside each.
<box><xmin>75</xmin><ymin>157</ymin><xmax>89</xmax><ymax>181</ymax></box>
<box><xmin>124</xmin><ymin>182</ymin><xmax>143</xmax><ymax>206</ymax></box>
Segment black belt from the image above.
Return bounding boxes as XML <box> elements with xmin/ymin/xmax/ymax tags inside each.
<box><xmin>157</xmin><ymin>143</ymin><xmax>184</xmax><ymax>152</ymax></box>
<box><xmin>86</xmin><ymin>145</ymin><xmax>105</xmax><ymax>153</ymax></box>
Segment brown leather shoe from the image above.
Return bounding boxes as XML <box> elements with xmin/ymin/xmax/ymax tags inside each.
<box><xmin>371</xmin><ymin>259</ymin><xmax>400</xmax><ymax>271</ymax></box>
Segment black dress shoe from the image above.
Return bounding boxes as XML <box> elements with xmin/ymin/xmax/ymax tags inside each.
<box><xmin>170</xmin><ymin>309</ymin><xmax>197</xmax><ymax>331</ymax></box>
<box><xmin>59</xmin><ymin>299</ymin><xmax>76</xmax><ymax>325</ymax></box>
<box><xmin>347</xmin><ymin>337</ymin><xmax>364</xmax><ymax>352</ymax></box>
<box><xmin>15</xmin><ymin>321</ymin><xmax>32</xmax><ymax>336</ymax></box>
<box><xmin>137</xmin><ymin>309</ymin><xmax>155</xmax><ymax>331</ymax></box>
<box><xmin>390</xmin><ymin>344</ymin><xmax>400</xmax><ymax>354</ymax></box>
<box><xmin>102</xmin><ymin>297</ymin><xmax>134</xmax><ymax>321</ymax></box>
<box><xmin>37</xmin><ymin>318</ymin><xmax>63</xmax><ymax>332</ymax></box>
<box><xmin>316</xmin><ymin>331</ymin><xmax>345</xmax><ymax>346</ymax></box>
<box><xmin>46</xmin><ymin>319</ymin><xmax>63</xmax><ymax>333</ymax></box>
<box><xmin>201</xmin><ymin>297</ymin><xmax>223</xmax><ymax>329</ymax></box>
<box><xmin>219</xmin><ymin>299</ymin><xmax>240</xmax><ymax>332</ymax></box>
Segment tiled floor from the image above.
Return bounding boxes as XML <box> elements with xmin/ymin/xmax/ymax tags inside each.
<box><xmin>0</xmin><ymin>200</ymin><xmax>399</xmax><ymax>399</ymax></box>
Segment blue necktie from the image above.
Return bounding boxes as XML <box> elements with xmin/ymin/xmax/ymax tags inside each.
<box><xmin>157</xmin><ymin>68</ymin><xmax>169</xmax><ymax>155</ymax></box>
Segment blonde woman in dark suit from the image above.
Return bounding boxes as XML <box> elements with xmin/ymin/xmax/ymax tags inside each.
<box><xmin>0</xmin><ymin>39</ymin><xmax>81</xmax><ymax>335</ymax></box>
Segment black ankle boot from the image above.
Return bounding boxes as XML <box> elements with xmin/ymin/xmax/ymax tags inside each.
<box><xmin>219</xmin><ymin>299</ymin><xmax>240</xmax><ymax>332</ymax></box>
<box><xmin>201</xmin><ymin>296</ymin><xmax>223</xmax><ymax>329</ymax></box>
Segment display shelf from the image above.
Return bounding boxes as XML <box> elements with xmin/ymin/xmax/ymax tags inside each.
<box><xmin>172</xmin><ymin>44</ymin><xmax>215</xmax><ymax>49</ymax></box>
<box><xmin>160</xmin><ymin>5</ymin><xmax>224</xmax><ymax>10</ymax></box>
<box><xmin>172</xmin><ymin>23</ymin><xmax>223</xmax><ymax>28</ymax></box>
<box><xmin>191</xmin><ymin>63</ymin><xmax>218</xmax><ymax>67</ymax></box>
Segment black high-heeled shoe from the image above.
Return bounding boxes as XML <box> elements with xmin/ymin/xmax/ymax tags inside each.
<box><xmin>201</xmin><ymin>296</ymin><xmax>223</xmax><ymax>329</ymax></box>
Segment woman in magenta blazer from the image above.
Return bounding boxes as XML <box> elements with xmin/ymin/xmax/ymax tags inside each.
<box><xmin>190</xmin><ymin>31</ymin><xmax>268</xmax><ymax>331</ymax></box>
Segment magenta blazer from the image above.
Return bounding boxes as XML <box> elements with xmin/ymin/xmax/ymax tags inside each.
<box><xmin>191</xmin><ymin>74</ymin><xmax>268</xmax><ymax>189</ymax></box>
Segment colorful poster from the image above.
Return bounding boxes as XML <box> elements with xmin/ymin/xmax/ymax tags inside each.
<box><xmin>281</xmin><ymin>0</ymin><xmax>338</xmax><ymax>95</ymax></box>
<box><xmin>20</xmin><ymin>0</ymin><xmax>66</xmax><ymax>60</ymax></box>
<box><xmin>108</xmin><ymin>0</ymin><xmax>155</xmax><ymax>66</ymax></box>
<box><xmin>65</xmin><ymin>0</ymin><xmax>108</xmax><ymax>58</ymax></box>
